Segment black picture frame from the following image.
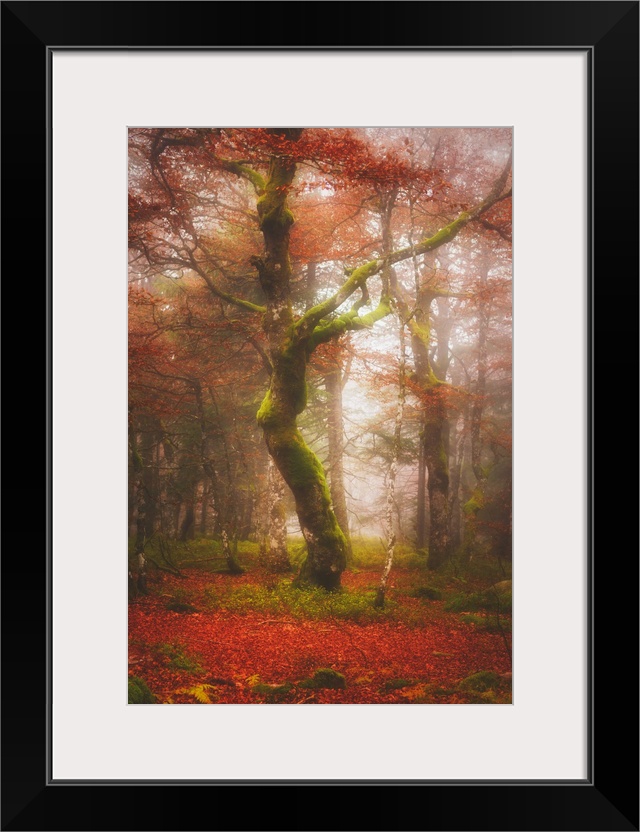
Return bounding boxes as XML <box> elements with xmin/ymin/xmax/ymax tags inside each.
<box><xmin>2</xmin><ymin>2</ymin><xmax>638</xmax><ymax>830</ymax></box>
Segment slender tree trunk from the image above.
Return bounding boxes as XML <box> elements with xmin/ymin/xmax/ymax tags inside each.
<box><xmin>449</xmin><ymin>412</ymin><xmax>467</xmax><ymax>551</ymax></box>
<box><xmin>214</xmin><ymin>395</ymin><xmax>243</xmax><ymax>573</ymax></box>
<box><xmin>219</xmin><ymin>393</ymin><xmax>254</xmax><ymax>540</ymax></box>
<box><xmin>199</xmin><ymin>481</ymin><xmax>209</xmax><ymax>535</ymax></box>
<box><xmin>237</xmin><ymin>495</ymin><xmax>254</xmax><ymax>541</ymax></box>
<box><xmin>305</xmin><ymin>261</ymin><xmax>317</xmax><ymax>309</ymax></box>
<box><xmin>128</xmin><ymin>415</ymin><xmax>148</xmax><ymax>594</ymax></box>
<box><xmin>402</xmin><ymin>189</ymin><xmax>451</xmax><ymax>570</ymax></box>
<box><xmin>210</xmin><ymin>475</ymin><xmax>243</xmax><ymax>574</ymax></box>
<box><xmin>423</xmin><ymin>393</ymin><xmax>450</xmax><ymax>569</ymax></box>
<box><xmin>173</xmin><ymin>503</ymin><xmax>181</xmax><ymax>540</ymax></box>
<box><xmin>416</xmin><ymin>425</ymin><xmax>428</xmax><ymax>549</ymax></box>
<box><xmin>422</xmin><ymin>295</ymin><xmax>452</xmax><ymax>570</ymax></box>
<box><xmin>404</xmin><ymin>303</ymin><xmax>452</xmax><ymax>569</ymax></box>
<box><xmin>263</xmin><ymin>457</ymin><xmax>291</xmax><ymax>572</ymax></box>
<box><xmin>463</xmin><ymin>259</ymin><xmax>491</xmax><ymax>559</ymax></box>
<box><xmin>324</xmin><ymin>359</ymin><xmax>353</xmax><ymax>562</ymax></box>
<box><xmin>375</xmin><ymin>318</ymin><xmax>406</xmax><ymax>608</ymax></box>
<box><xmin>179</xmin><ymin>494</ymin><xmax>195</xmax><ymax>541</ymax></box>
<box><xmin>407</xmin><ymin>163</ymin><xmax>427</xmax><ymax>555</ymax></box>
<box><xmin>134</xmin><ymin>459</ymin><xmax>146</xmax><ymax>553</ymax></box>
<box><xmin>128</xmin><ymin>467</ymin><xmax>136</xmax><ymax>540</ymax></box>
<box><xmin>141</xmin><ymin>427</ymin><xmax>158</xmax><ymax>539</ymax></box>
<box><xmin>192</xmin><ymin>380</ymin><xmax>243</xmax><ymax>574</ymax></box>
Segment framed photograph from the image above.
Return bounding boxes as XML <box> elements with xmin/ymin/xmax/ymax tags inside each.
<box><xmin>3</xmin><ymin>2</ymin><xmax>637</xmax><ymax>830</ymax></box>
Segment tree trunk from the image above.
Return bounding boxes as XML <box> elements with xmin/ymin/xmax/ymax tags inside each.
<box><xmin>199</xmin><ymin>481</ymin><xmax>209</xmax><ymax>535</ymax></box>
<box><xmin>415</xmin><ymin>427</ymin><xmax>428</xmax><ymax>549</ymax></box>
<box><xmin>423</xmin><ymin>296</ymin><xmax>453</xmax><ymax>570</ymax></box>
<box><xmin>259</xmin><ymin>404</ymin><xmax>347</xmax><ymax>590</ymax></box>
<box><xmin>449</xmin><ymin>412</ymin><xmax>467</xmax><ymax>551</ymax></box>
<box><xmin>140</xmin><ymin>427</ymin><xmax>158</xmax><ymax>539</ymax></box>
<box><xmin>128</xmin><ymin>467</ymin><xmax>136</xmax><ymax>540</ymax></box>
<box><xmin>254</xmin><ymin>129</ymin><xmax>347</xmax><ymax>590</ymax></box>
<box><xmin>375</xmin><ymin>318</ymin><xmax>406</xmax><ymax>608</ymax></box>
<box><xmin>263</xmin><ymin>457</ymin><xmax>291</xmax><ymax>572</ymax></box>
<box><xmin>403</xmin><ymin>289</ymin><xmax>451</xmax><ymax>569</ymax></box>
<box><xmin>128</xmin><ymin>415</ymin><xmax>148</xmax><ymax>594</ymax></box>
<box><xmin>463</xmin><ymin>259</ymin><xmax>491</xmax><ymax>560</ymax></box>
<box><xmin>325</xmin><ymin>360</ymin><xmax>353</xmax><ymax>562</ymax></box>
<box><xmin>423</xmin><ymin>394</ymin><xmax>450</xmax><ymax>569</ymax></box>
<box><xmin>179</xmin><ymin>494</ymin><xmax>195</xmax><ymax>541</ymax></box>
<box><xmin>305</xmin><ymin>261</ymin><xmax>317</xmax><ymax>309</ymax></box>
<box><xmin>173</xmin><ymin>502</ymin><xmax>181</xmax><ymax>540</ymax></box>
<box><xmin>237</xmin><ymin>494</ymin><xmax>254</xmax><ymax>541</ymax></box>
<box><xmin>192</xmin><ymin>380</ymin><xmax>243</xmax><ymax>574</ymax></box>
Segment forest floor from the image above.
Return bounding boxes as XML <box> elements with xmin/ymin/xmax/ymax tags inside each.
<box><xmin>129</xmin><ymin>547</ymin><xmax>512</xmax><ymax>705</ymax></box>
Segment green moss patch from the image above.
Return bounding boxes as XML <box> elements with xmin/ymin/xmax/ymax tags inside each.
<box><xmin>458</xmin><ymin>671</ymin><xmax>504</xmax><ymax>692</ymax></box>
<box><xmin>445</xmin><ymin>588</ymin><xmax>512</xmax><ymax>614</ymax></box>
<box><xmin>128</xmin><ymin>676</ymin><xmax>156</xmax><ymax>704</ymax></box>
<box><xmin>166</xmin><ymin>600</ymin><xmax>199</xmax><ymax>614</ymax></box>
<box><xmin>299</xmin><ymin>668</ymin><xmax>346</xmax><ymax>690</ymax></box>
<box><xmin>459</xmin><ymin>613</ymin><xmax>510</xmax><ymax>633</ymax></box>
<box><xmin>251</xmin><ymin>682</ymin><xmax>293</xmax><ymax>702</ymax></box>
<box><xmin>409</xmin><ymin>586</ymin><xmax>443</xmax><ymax>601</ymax></box>
<box><xmin>380</xmin><ymin>678</ymin><xmax>413</xmax><ymax>692</ymax></box>
<box><xmin>155</xmin><ymin>643</ymin><xmax>204</xmax><ymax>674</ymax></box>
<box><xmin>222</xmin><ymin>581</ymin><xmax>397</xmax><ymax>624</ymax></box>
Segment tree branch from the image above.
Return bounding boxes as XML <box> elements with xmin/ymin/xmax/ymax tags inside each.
<box><xmin>308</xmin><ymin>296</ymin><xmax>393</xmax><ymax>352</ymax></box>
<box><xmin>297</xmin><ymin>154</ymin><xmax>512</xmax><ymax>333</ymax></box>
<box><xmin>218</xmin><ymin>159</ymin><xmax>266</xmax><ymax>194</ymax></box>
<box><xmin>149</xmin><ymin>128</ymin><xmax>266</xmax><ymax>195</ymax></box>
<box><xmin>192</xmin><ymin>263</ymin><xmax>266</xmax><ymax>314</ymax></box>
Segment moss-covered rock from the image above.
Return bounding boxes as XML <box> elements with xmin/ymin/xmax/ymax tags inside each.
<box><xmin>299</xmin><ymin>668</ymin><xmax>346</xmax><ymax>690</ymax></box>
<box><xmin>166</xmin><ymin>600</ymin><xmax>199</xmax><ymax>613</ymax></box>
<box><xmin>458</xmin><ymin>670</ymin><xmax>503</xmax><ymax>692</ymax></box>
<box><xmin>251</xmin><ymin>682</ymin><xmax>293</xmax><ymax>702</ymax></box>
<box><xmin>380</xmin><ymin>678</ymin><xmax>413</xmax><ymax>692</ymax></box>
<box><xmin>410</xmin><ymin>586</ymin><xmax>443</xmax><ymax>600</ymax></box>
<box><xmin>491</xmin><ymin>580</ymin><xmax>512</xmax><ymax>596</ymax></box>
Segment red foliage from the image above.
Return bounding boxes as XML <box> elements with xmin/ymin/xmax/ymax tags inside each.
<box><xmin>129</xmin><ymin>570</ymin><xmax>511</xmax><ymax>704</ymax></box>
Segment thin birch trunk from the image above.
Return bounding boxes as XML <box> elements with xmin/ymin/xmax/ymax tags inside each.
<box><xmin>375</xmin><ymin>317</ymin><xmax>406</xmax><ymax>608</ymax></box>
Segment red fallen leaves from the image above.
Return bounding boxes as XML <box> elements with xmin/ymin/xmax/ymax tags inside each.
<box><xmin>128</xmin><ymin>570</ymin><xmax>511</xmax><ymax>704</ymax></box>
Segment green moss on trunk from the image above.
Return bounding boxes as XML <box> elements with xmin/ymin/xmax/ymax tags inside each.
<box><xmin>258</xmin><ymin>393</ymin><xmax>347</xmax><ymax>590</ymax></box>
<box><xmin>254</xmin><ymin>130</ymin><xmax>347</xmax><ymax>590</ymax></box>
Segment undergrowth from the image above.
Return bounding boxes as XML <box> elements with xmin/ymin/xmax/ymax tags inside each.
<box><xmin>154</xmin><ymin>643</ymin><xmax>204</xmax><ymax>674</ymax></box>
<box><xmin>215</xmin><ymin>580</ymin><xmax>405</xmax><ymax>624</ymax></box>
<box><xmin>444</xmin><ymin>587</ymin><xmax>512</xmax><ymax>614</ymax></box>
<box><xmin>128</xmin><ymin>676</ymin><xmax>156</xmax><ymax>704</ymax></box>
<box><xmin>128</xmin><ymin>536</ymin><xmax>260</xmax><ymax>573</ymax></box>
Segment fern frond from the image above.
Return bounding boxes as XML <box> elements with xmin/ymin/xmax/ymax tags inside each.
<box><xmin>176</xmin><ymin>683</ymin><xmax>217</xmax><ymax>704</ymax></box>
